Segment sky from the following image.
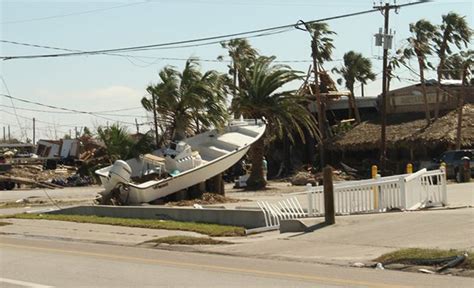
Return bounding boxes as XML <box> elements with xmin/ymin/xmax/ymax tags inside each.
<box><xmin>0</xmin><ymin>0</ymin><xmax>473</xmax><ymax>141</ymax></box>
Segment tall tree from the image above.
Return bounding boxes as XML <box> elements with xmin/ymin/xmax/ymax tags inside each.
<box><xmin>304</xmin><ymin>22</ymin><xmax>336</xmax><ymax>167</ymax></box>
<box><xmin>141</xmin><ymin>58</ymin><xmax>229</xmax><ymax>142</ymax></box>
<box><xmin>404</xmin><ymin>19</ymin><xmax>438</xmax><ymax>125</ymax></box>
<box><xmin>232</xmin><ymin>56</ymin><xmax>319</xmax><ymax>190</ymax></box>
<box><xmin>443</xmin><ymin>50</ymin><xmax>473</xmax><ymax>149</ymax></box>
<box><xmin>219</xmin><ymin>39</ymin><xmax>258</xmax><ymax>97</ymax></box>
<box><xmin>332</xmin><ymin>51</ymin><xmax>376</xmax><ymax>123</ymax></box>
<box><xmin>434</xmin><ymin>12</ymin><xmax>472</xmax><ymax>118</ymax></box>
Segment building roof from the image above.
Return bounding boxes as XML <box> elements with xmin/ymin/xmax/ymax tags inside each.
<box><xmin>330</xmin><ymin>104</ymin><xmax>474</xmax><ymax>150</ymax></box>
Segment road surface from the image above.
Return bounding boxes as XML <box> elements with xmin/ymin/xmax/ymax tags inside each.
<box><xmin>1</xmin><ymin>237</ymin><xmax>473</xmax><ymax>288</ymax></box>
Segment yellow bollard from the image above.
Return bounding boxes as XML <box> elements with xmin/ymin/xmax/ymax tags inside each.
<box><xmin>406</xmin><ymin>163</ymin><xmax>413</xmax><ymax>174</ymax></box>
<box><xmin>371</xmin><ymin>165</ymin><xmax>378</xmax><ymax>209</ymax></box>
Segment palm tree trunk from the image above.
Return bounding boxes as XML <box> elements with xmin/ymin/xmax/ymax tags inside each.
<box><xmin>435</xmin><ymin>39</ymin><xmax>448</xmax><ymax>120</ymax></box>
<box><xmin>246</xmin><ymin>137</ymin><xmax>266</xmax><ymax>190</ymax></box>
<box><xmin>349</xmin><ymin>87</ymin><xmax>361</xmax><ymax>124</ymax></box>
<box><xmin>419</xmin><ymin>59</ymin><xmax>431</xmax><ymax>125</ymax></box>
<box><xmin>455</xmin><ymin>67</ymin><xmax>468</xmax><ymax>150</ymax></box>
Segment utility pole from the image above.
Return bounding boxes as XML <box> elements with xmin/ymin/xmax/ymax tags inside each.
<box><xmin>135</xmin><ymin>118</ymin><xmax>140</xmax><ymax>134</ymax></box>
<box><xmin>2</xmin><ymin>126</ymin><xmax>5</xmax><ymax>142</ymax></box>
<box><xmin>75</xmin><ymin>126</ymin><xmax>78</xmax><ymax>139</ymax></box>
<box><xmin>374</xmin><ymin>2</ymin><xmax>395</xmax><ymax>174</ymax></box>
<box><xmin>32</xmin><ymin>117</ymin><xmax>36</xmax><ymax>144</ymax></box>
<box><xmin>374</xmin><ymin>1</ymin><xmax>430</xmax><ymax>174</ymax></box>
<box><xmin>151</xmin><ymin>93</ymin><xmax>160</xmax><ymax>148</ymax></box>
<box><xmin>8</xmin><ymin>125</ymin><xmax>10</xmax><ymax>142</ymax></box>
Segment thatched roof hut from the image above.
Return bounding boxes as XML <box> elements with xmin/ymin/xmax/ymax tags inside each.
<box><xmin>330</xmin><ymin>104</ymin><xmax>474</xmax><ymax>151</ymax></box>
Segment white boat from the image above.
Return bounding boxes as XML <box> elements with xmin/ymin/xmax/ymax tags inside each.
<box><xmin>95</xmin><ymin>119</ymin><xmax>266</xmax><ymax>204</ymax></box>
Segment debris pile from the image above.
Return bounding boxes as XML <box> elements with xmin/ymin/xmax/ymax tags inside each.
<box><xmin>166</xmin><ymin>193</ymin><xmax>245</xmax><ymax>207</ymax></box>
<box><xmin>290</xmin><ymin>166</ymin><xmax>356</xmax><ymax>186</ymax></box>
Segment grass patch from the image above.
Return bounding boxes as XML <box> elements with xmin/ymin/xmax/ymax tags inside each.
<box><xmin>145</xmin><ymin>236</ymin><xmax>231</xmax><ymax>245</ymax></box>
<box><xmin>0</xmin><ymin>221</ymin><xmax>12</xmax><ymax>227</ymax></box>
<box><xmin>6</xmin><ymin>213</ymin><xmax>245</xmax><ymax>237</ymax></box>
<box><xmin>375</xmin><ymin>248</ymin><xmax>473</xmax><ymax>270</ymax></box>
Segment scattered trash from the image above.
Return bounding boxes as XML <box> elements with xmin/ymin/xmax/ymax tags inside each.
<box><xmin>418</xmin><ymin>268</ymin><xmax>436</xmax><ymax>274</ymax></box>
<box><xmin>193</xmin><ymin>204</ymin><xmax>203</xmax><ymax>209</ymax></box>
<box><xmin>375</xmin><ymin>263</ymin><xmax>385</xmax><ymax>270</ymax></box>
<box><xmin>436</xmin><ymin>253</ymin><xmax>468</xmax><ymax>272</ymax></box>
<box><xmin>352</xmin><ymin>262</ymin><xmax>365</xmax><ymax>268</ymax></box>
<box><xmin>15</xmin><ymin>198</ymin><xmax>29</xmax><ymax>204</ymax></box>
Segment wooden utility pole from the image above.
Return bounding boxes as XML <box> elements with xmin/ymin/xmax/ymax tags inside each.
<box><xmin>323</xmin><ymin>166</ymin><xmax>335</xmax><ymax>225</ymax></box>
<box><xmin>32</xmin><ymin>117</ymin><xmax>36</xmax><ymax>144</ymax></box>
<box><xmin>2</xmin><ymin>126</ymin><xmax>5</xmax><ymax>142</ymax></box>
<box><xmin>374</xmin><ymin>0</ymin><xmax>430</xmax><ymax>173</ymax></box>
<box><xmin>375</xmin><ymin>2</ymin><xmax>392</xmax><ymax>174</ymax></box>
<box><xmin>151</xmin><ymin>93</ymin><xmax>160</xmax><ymax>147</ymax></box>
<box><xmin>135</xmin><ymin>118</ymin><xmax>140</xmax><ymax>134</ymax></box>
<box><xmin>8</xmin><ymin>125</ymin><xmax>10</xmax><ymax>141</ymax></box>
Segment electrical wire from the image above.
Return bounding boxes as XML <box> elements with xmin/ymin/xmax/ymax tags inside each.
<box><xmin>0</xmin><ymin>2</ymin><xmax>433</xmax><ymax>61</ymax></box>
<box><xmin>2</xmin><ymin>1</ymin><xmax>150</xmax><ymax>25</ymax></box>
<box><xmin>0</xmin><ymin>93</ymin><xmax>148</xmax><ymax>126</ymax></box>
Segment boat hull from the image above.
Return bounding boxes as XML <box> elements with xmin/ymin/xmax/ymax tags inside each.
<box><xmin>96</xmin><ymin>120</ymin><xmax>265</xmax><ymax>204</ymax></box>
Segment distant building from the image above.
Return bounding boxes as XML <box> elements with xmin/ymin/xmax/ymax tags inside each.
<box><xmin>385</xmin><ymin>80</ymin><xmax>473</xmax><ymax>115</ymax></box>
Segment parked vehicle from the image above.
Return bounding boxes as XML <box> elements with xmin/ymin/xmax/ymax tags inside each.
<box><xmin>431</xmin><ymin>149</ymin><xmax>474</xmax><ymax>182</ymax></box>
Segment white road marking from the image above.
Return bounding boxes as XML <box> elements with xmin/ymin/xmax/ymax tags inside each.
<box><xmin>0</xmin><ymin>277</ymin><xmax>53</xmax><ymax>288</ymax></box>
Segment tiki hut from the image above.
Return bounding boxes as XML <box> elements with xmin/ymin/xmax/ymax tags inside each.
<box><xmin>413</xmin><ymin>105</ymin><xmax>474</xmax><ymax>148</ymax></box>
<box><xmin>328</xmin><ymin>104</ymin><xmax>474</xmax><ymax>173</ymax></box>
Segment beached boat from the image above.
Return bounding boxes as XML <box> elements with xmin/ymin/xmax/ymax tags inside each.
<box><xmin>95</xmin><ymin>119</ymin><xmax>266</xmax><ymax>204</ymax></box>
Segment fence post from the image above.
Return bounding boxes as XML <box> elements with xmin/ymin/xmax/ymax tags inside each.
<box><xmin>372</xmin><ymin>165</ymin><xmax>378</xmax><ymax>209</ymax></box>
<box><xmin>399</xmin><ymin>176</ymin><xmax>407</xmax><ymax>209</ymax></box>
<box><xmin>440</xmin><ymin>166</ymin><xmax>448</xmax><ymax>206</ymax></box>
<box><xmin>306</xmin><ymin>183</ymin><xmax>313</xmax><ymax>216</ymax></box>
<box><xmin>323</xmin><ymin>166</ymin><xmax>335</xmax><ymax>225</ymax></box>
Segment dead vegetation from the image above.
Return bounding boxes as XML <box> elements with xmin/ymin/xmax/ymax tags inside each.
<box><xmin>166</xmin><ymin>193</ymin><xmax>246</xmax><ymax>207</ymax></box>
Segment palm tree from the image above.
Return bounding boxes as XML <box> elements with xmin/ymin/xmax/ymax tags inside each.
<box><xmin>142</xmin><ymin>58</ymin><xmax>229</xmax><ymax>142</ymax></box>
<box><xmin>434</xmin><ymin>12</ymin><xmax>472</xmax><ymax>118</ymax></box>
<box><xmin>232</xmin><ymin>56</ymin><xmax>319</xmax><ymax>190</ymax></box>
<box><xmin>443</xmin><ymin>50</ymin><xmax>473</xmax><ymax>149</ymax></box>
<box><xmin>219</xmin><ymin>39</ymin><xmax>258</xmax><ymax>115</ymax></box>
<box><xmin>332</xmin><ymin>51</ymin><xmax>376</xmax><ymax>123</ymax></box>
<box><xmin>301</xmin><ymin>22</ymin><xmax>336</xmax><ymax>167</ymax></box>
<box><xmin>97</xmin><ymin>124</ymin><xmax>133</xmax><ymax>162</ymax></box>
<box><xmin>404</xmin><ymin>19</ymin><xmax>438</xmax><ymax>125</ymax></box>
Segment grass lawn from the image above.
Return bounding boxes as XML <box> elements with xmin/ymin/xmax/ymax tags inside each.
<box><xmin>145</xmin><ymin>236</ymin><xmax>232</xmax><ymax>245</ymax></box>
<box><xmin>375</xmin><ymin>248</ymin><xmax>473</xmax><ymax>270</ymax></box>
<box><xmin>6</xmin><ymin>213</ymin><xmax>246</xmax><ymax>237</ymax></box>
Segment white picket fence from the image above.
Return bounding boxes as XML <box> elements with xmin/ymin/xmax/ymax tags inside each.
<box><xmin>257</xmin><ymin>197</ymin><xmax>305</xmax><ymax>228</ymax></box>
<box><xmin>258</xmin><ymin>169</ymin><xmax>447</xmax><ymax>227</ymax></box>
<box><xmin>305</xmin><ymin>168</ymin><xmax>447</xmax><ymax>216</ymax></box>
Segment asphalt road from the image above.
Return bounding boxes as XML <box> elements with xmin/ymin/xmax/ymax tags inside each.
<box><xmin>1</xmin><ymin>237</ymin><xmax>473</xmax><ymax>288</ymax></box>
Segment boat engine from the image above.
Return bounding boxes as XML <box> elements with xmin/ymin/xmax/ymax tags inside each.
<box><xmin>104</xmin><ymin>160</ymin><xmax>132</xmax><ymax>192</ymax></box>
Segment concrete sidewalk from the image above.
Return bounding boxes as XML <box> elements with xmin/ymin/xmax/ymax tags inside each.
<box><xmin>200</xmin><ymin>208</ymin><xmax>474</xmax><ymax>265</ymax></box>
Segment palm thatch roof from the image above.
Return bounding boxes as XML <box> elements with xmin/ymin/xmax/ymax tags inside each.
<box><xmin>330</xmin><ymin>104</ymin><xmax>474</xmax><ymax>151</ymax></box>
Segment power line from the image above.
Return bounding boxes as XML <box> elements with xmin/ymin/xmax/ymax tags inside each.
<box><xmin>0</xmin><ymin>39</ymin><xmax>349</xmax><ymax>64</ymax></box>
<box><xmin>1</xmin><ymin>5</ymin><xmax>429</xmax><ymax>61</ymax></box>
<box><xmin>0</xmin><ymin>102</ymin><xmax>146</xmax><ymax>117</ymax></box>
<box><xmin>2</xmin><ymin>1</ymin><xmax>150</xmax><ymax>25</ymax></box>
<box><xmin>0</xmin><ymin>93</ymin><xmax>148</xmax><ymax>126</ymax></box>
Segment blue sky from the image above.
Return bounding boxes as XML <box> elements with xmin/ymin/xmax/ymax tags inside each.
<box><xmin>1</xmin><ymin>0</ymin><xmax>472</xmax><ymax>141</ymax></box>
